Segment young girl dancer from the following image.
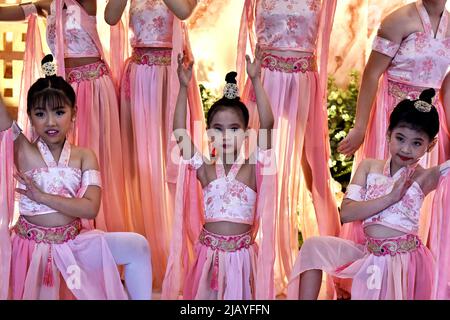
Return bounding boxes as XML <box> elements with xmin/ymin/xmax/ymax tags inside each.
<box><xmin>338</xmin><ymin>0</ymin><xmax>450</xmax><ymax>244</ymax></box>
<box><xmin>0</xmin><ymin>1</ymin><xmax>130</xmax><ymax>232</ymax></box>
<box><xmin>0</xmin><ymin>58</ymin><xmax>152</xmax><ymax>300</ymax></box>
<box><xmin>288</xmin><ymin>89</ymin><xmax>448</xmax><ymax>300</ymax></box>
<box><xmin>237</xmin><ymin>0</ymin><xmax>341</xmax><ymax>294</ymax></box>
<box><xmin>162</xmin><ymin>48</ymin><xmax>277</xmax><ymax>299</ymax></box>
<box><xmin>104</xmin><ymin>0</ymin><xmax>204</xmax><ymax>289</ymax></box>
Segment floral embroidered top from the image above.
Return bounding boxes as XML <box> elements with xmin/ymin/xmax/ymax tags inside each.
<box><xmin>345</xmin><ymin>158</ymin><xmax>424</xmax><ymax>235</ymax></box>
<box><xmin>129</xmin><ymin>0</ymin><xmax>178</xmax><ymax>48</ymax></box>
<box><xmin>255</xmin><ymin>0</ymin><xmax>323</xmax><ymax>52</ymax></box>
<box><xmin>372</xmin><ymin>0</ymin><xmax>450</xmax><ymax>88</ymax></box>
<box><xmin>46</xmin><ymin>0</ymin><xmax>100</xmax><ymax>58</ymax></box>
<box><xmin>186</xmin><ymin>152</ymin><xmax>264</xmax><ymax>225</ymax></box>
<box><xmin>18</xmin><ymin>137</ymin><xmax>101</xmax><ymax>216</ymax></box>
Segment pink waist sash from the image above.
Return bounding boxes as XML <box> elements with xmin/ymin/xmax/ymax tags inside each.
<box><xmin>261</xmin><ymin>53</ymin><xmax>317</xmax><ymax>73</ymax></box>
<box><xmin>66</xmin><ymin>60</ymin><xmax>109</xmax><ymax>84</ymax></box>
<box><xmin>131</xmin><ymin>48</ymin><xmax>172</xmax><ymax>67</ymax></box>
<box><xmin>365</xmin><ymin>233</ymin><xmax>422</xmax><ymax>257</ymax></box>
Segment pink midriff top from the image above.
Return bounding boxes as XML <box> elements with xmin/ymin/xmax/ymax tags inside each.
<box><xmin>372</xmin><ymin>0</ymin><xmax>450</xmax><ymax>88</ymax></box>
<box><xmin>46</xmin><ymin>0</ymin><xmax>100</xmax><ymax>58</ymax></box>
<box><xmin>255</xmin><ymin>0</ymin><xmax>322</xmax><ymax>53</ymax></box>
<box><xmin>345</xmin><ymin>158</ymin><xmax>424</xmax><ymax>235</ymax></box>
<box><xmin>129</xmin><ymin>0</ymin><xmax>176</xmax><ymax>48</ymax></box>
<box><xmin>19</xmin><ymin>138</ymin><xmax>101</xmax><ymax>216</ymax></box>
<box><xmin>187</xmin><ymin>153</ymin><xmax>257</xmax><ymax>225</ymax></box>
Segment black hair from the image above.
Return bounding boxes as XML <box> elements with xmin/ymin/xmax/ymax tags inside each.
<box><xmin>27</xmin><ymin>54</ymin><xmax>76</xmax><ymax>115</ymax></box>
<box><xmin>206</xmin><ymin>72</ymin><xmax>250</xmax><ymax>128</ymax></box>
<box><xmin>388</xmin><ymin>88</ymin><xmax>439</xmax><ymax>140</ymax></box>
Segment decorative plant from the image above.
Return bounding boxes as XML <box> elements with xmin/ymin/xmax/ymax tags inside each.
<box><xmin>327</xmin><ymin>70</ymin><xmax>359</xmax><ymax>191</ymax></box>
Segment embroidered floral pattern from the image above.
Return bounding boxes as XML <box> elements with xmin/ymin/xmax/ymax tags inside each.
<box><xmin>362</xmin><ymin>160</ymin><xmax>424</xmax><ymax>234</ymax></box>
<box><xmin>262</xmin><ymin>53</ymin><xmax>317</xmax><ymax>73</ymax></box>
<box><xmin>203</xmin><ymin>161</ymin><xmax>256</xmax><ymax>225</ymax></box>
<box><xmin>383</xmin><ymin>1</ymin><xmax>450</xmax><ymax>88</ymax></box>
<box><xmin>14</xmin><ymin>216</ymin><xmax>81</xmax><ymax>244</ymax></box>
<box><xmin>46</xmin><ymin>2</ymin><xmax>99</xmax><ymax>58</ymax></box>
<box><xmin>256</xmin><ymin>0</ymin><xmax>322</xmax><ymax>52</ymax></box>
<box><xmin>66</xmin><ymin>61</ymin><xmax>109</xmax><ymax>84</ymax></box>
<box><xmin>366</xmin><ymin>234</ymin><xmax>421</xmax><ymax>256</ymax></box>
<box><xmin>18</xmin><ymin>140</ymin><xmax>88</xmax><ymax>216</ymax></box>
<box><xmin>129</xmin><ymin>0</ymin><xmax>174</xmax><ymax>47</ymax></box>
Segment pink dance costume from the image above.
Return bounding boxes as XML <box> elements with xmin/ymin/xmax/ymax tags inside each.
<box><xmin>45</xmin><ymin>0</ymin><xmax>129</xmax><ymax>232</ymax></box>
<box><xmin>109</xmin><ymin>0</ymin><xmax>205</xmax><ymax>290</ymax></box>
<box><xmin>346</xmin><ymin>0</ymin><xmax>450</xmax><ymax>245</ymax></box>
<box><xmin>237</xmin><ymin>0</ymin><xmax>340</xmax><ymax>294</ymax></box>
<box><xmin>287</xmin><ymin>157</ymin><xmax>448</xmax><ymax>300</ymax></box>
<box><xmin>0</xmin><ymin>123</ymin><xmax>128</xmax><ymax>300</ymax></box>
<box><xmin>162</xmin><ymin>149</ymin><xmax>278</xmax><ymax>299</ymax></box>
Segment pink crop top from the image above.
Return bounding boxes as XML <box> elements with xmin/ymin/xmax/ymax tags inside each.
<box><xmin>255</xmin><ymin>0</ymin><xmax>322</xmax><ymax>52</ymax></box>
<box><xmin>344</xmin><ymin>158</ymin><xmax>425</xmax><ymax>235</ymax></box>
<box><xmin>185</xmin><ymin>152</ymin><xmax>260</xmax><ymax>225</ymax></box>
<box><xmin>46</xmin><ymin>0</ymin><xmax>100</xmax><ymax>58</ymax></box>
<box><xmin>16</xmin><ymin>133</ymin><xmax>101</xmax><ymax>216</ymax></box>
<box><xmin>129</xmin><ymin>0</ymin><xmax>177</xmax><ymax>48</ymax></box>
<box><xmin>372</xmin><ymin>0</ymin><xmax>450</xmax><ymax>88</ymax></box>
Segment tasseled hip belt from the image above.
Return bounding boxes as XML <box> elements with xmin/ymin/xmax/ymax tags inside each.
<box><xmin>13</xmin><ymin>216</ymin><xmax>82</xmax><ymax>287</ymax></box>
<box><xmin>198</xmin><ymin>228</ymin><xmax>254</xmax><ymax>291</ymax></box>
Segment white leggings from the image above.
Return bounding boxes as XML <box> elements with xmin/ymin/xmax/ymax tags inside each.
<box><xmin>103</xmin><ymin>232</ymin><xmax>152</xmax><ymax>300</ymax></box>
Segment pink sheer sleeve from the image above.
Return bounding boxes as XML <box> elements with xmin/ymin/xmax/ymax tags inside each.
<box><xmin>54</xmin><ymin>0</ymin><xmax>66</xmax><ymax>77</ymax></box>
<box><xmin>253</xmin><ymin>147</ymin><xmax>277</xmax><ymax>299</ymax></box>
<box><xmin>17</xmin><ymin>12</ymin><xmax>44</xmax><ymax>140</ymax></box>
<box><xmin>372</xmin><ymin>35</ymin><xmax>401</xmax><ymax>58</ymax></box>
<box><xmin>0</xmin><ymin>126</ymin><xmax>16</xmax><ymax>299</ymax></box>
<box><xmin>236</xmin><ymin>0</ymin><xmax>256</xmax><ymax>91</ymax></box>
<box><xmin>108</xmin><ymin>9</ymin><xmax>130</xmax><ymax>88</ymax></box>
<box><xmin>166</xmin><ymin>20</ymin><xmax>207</xmax><ymax>184</ymax></box>
<box><xmin>317</xmin><ymin>0</ymin><xmax>337</xmax><ymax>102</ymax></box>
<box><xmin>429</xmin><ymin>173</ymin><xmax>450</xmax><ymax>299</ymax></box>
<box><xmin>161</xmin><ymin>159</ymin><xmax>204</xmax><ymax>299</ymax></box>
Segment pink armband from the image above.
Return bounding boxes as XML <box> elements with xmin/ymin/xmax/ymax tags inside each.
<box><xmin>20</xmin><ymin>2</ymin><xmax>37</xmax><ymax>19</ymax></box>
<box><xmin>372</xmin><ymin>36</ymin><xmax>400</xmax><ymax>58</ymax></box>
<box><xmin>344</xmin><ymin>184</ymin><xmax>366</xmax><ymax>201</ymax></box>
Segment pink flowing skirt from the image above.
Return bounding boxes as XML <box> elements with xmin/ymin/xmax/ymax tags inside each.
<box><xmin>287</xmin><ymin>233</ymin><xmax>434</xmax><ymax>300</ymax></box>
<box><xmin>242</xmin><ymin>53</ymin><xmax>340</xmax><ymax>294</ymax></box>
<box><xmin>10</xmin><ymin>216</ymin><xmax>128</xmax><ymax>300</ymax></box>
<box><xmin>183</xmin><ymin>228</ymin><xmax>258</xmax><ymax>300</ymax></box>
<box><xmin>66</xmin><ymin>61</ymin><xmax>129</xmax><ymax>233</ymax></box>
<box><xmin>119</xmin><ymin>49</ymin><xmax>175</xmax><ymax>290</ymax></box>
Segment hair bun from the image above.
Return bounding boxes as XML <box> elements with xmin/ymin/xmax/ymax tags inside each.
<box><xmin>41</xmin><ymin>54</ymin><xmax>54</xmax><ymax>66</ymax></box>
<box><xmin>41</xmin><ymin>54</ymin><xmax>57</xmax><ymax>77</ymax></box>
<box><xmin>225</xmin><ymin>71</ymin><xmax>238</xmax><ymax>84</ymax></box>
<box><xmin>419</xmin><ymin>88</ymin><xmax>435</xmax><ymax>104</ymax></box>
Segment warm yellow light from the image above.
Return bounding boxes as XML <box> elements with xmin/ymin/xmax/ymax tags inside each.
<box><xmin>5</xmin><ymin>32</ymin><xmax>13</xmax><ymax>43</ymax></box>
